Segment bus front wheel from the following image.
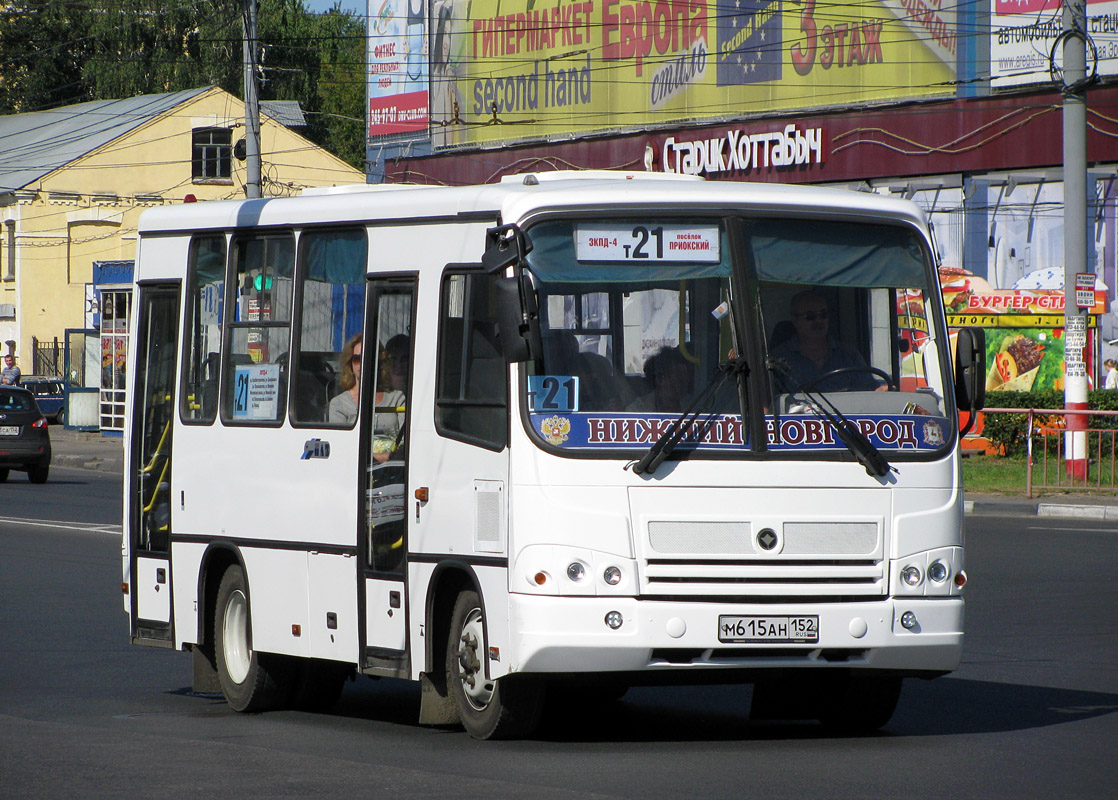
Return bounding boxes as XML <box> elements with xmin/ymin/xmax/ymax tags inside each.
<box><xmin>214</xmin><ymin>565</ymin><xmax>292</xmax><ymax>712</ymax></box>
<box><xmin>445</xmin><ymin>589</ymin><xmax>544</xmax><ymax>740</ymax></box>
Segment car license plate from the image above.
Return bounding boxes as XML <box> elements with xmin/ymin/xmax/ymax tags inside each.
<box><xmin>0</xmin><ymin>425</ymin><xmax>19</xmax><ymax>436</ymax></box>
<box><xmin>718</xmin><ymin>615</ymin><xmax>819</xmax><ymax>643</ymax></box>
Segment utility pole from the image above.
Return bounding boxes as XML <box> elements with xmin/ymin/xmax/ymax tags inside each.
<box><xmin>1062</xmin><ymin>0</ymin><xmax>1089</xmax><ymax>479</ymax></box>
<box><xmin>243</xmin><ymin>0</ymin><xmax>262</xmax><ymax>199</ymax></box>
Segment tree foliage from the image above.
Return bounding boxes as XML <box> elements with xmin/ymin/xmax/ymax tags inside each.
<box><xmin>0</xmin><ymin>0</ymin><xmax>366</xmax><ymax>169</ymax></box>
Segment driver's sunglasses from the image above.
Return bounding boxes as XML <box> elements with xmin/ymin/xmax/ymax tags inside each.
<box><xmin>794</xmin><ymin>310</ymin><xmax>828</xmax><ymax>322</ymax></box>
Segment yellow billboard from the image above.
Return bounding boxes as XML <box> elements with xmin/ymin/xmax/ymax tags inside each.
<box><xmin>429</xmin><ymin>0</ymin><xmax>957</xmax><ymax>149</ymax></box>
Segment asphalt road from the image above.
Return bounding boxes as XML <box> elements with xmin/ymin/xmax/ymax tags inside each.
<box><xmin>1</xmin><ymin>466</ymin><xmax>1115</xmax><ymax>799</ymax></box>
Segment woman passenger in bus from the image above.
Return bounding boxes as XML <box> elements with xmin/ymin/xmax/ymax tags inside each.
<box><xmin>329</xmin><ymin>333</ymin><xmax>407</xmax><ymax>463</ymax></box>
<box><xmin>329</xmin><ymin>333</ymin><xmax>363</xmax><ymax>426</ymax></box>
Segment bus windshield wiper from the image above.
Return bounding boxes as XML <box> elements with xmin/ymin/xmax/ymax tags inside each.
<box><xmin>632</xmin><ymin>357</ymin><xmax>749</xmax><ymax>476</ymax></box>
<box><xmin>767</xmin><ymin>357</ymin><xmax>893</xmax><ymax>478</ymax></box>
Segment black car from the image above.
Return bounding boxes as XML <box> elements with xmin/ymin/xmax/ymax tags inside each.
<box><xmin>19</xmin><ymin>376</ymin><xmax>66</xmax><ymax>423</ymax></box>
<box><xmin>0</xmin><ymin>386</ymin><xmax>51</xmax><ymax>483</ymax></box>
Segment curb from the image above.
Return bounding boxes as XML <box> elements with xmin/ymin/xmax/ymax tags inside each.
<box><xmin>1037</xmin><ymin>503</ymin><xmax>1118</xmax><ymax>521</ymax></box>
<box><xmin>965</xmin><ymin>499</ymin><xmax>1118</xmax><ymax>520</ymax></box>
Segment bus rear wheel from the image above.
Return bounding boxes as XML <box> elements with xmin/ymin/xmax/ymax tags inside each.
<box><xmin>214</xmin><ymin>565</ymin><xmax>292</xmax><ymax>712</ymax></box>
<box><xmin>446</xmin><ymin>589</ymin><xmax>544</xmax><ymax>740</ymax></box>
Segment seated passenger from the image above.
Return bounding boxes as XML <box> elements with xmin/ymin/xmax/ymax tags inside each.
<box><xmin>329</xmin><ymin>333</ymin><xmax>408</xmax><ymax>462</ymax></box>
<box><xmin>770</xmin><ymin>290</ymin><xmax>882</xmax><ymax>392</ymax></box>
<box><xmin>628</xmin><ymin>346</ymin><xmax>694</xmax><ymax>413</ymax></box>
<box><xmin>329</xmin><ymin>333</ymin><xmax>363</xmax><ymax>426</ymax></box>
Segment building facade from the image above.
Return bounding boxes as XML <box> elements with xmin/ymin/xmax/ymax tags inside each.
<box><xmin>0</xmin><ymin>86</ymin><xmax>364</xmax><ymax>428</ymax></box>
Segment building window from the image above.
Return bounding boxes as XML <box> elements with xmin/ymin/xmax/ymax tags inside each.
<box><xmin>192</xmin><ymin>127</ymin><xmax>232</xmax><ymax>182</ymax></box>
<box><xmin>4</xmin><ymin>220</ymin><xmax>15</xmax><ymax>281</ymax></box>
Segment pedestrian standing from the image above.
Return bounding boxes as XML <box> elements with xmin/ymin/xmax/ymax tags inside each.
<box><xmin>1105</xmin><ymin>358</ymin><xmax>1118</xmax><ymax>390</ymax></box>
<box><xmin>1</xmin><ymin>353</ymin><xmax>20</xmax><ymax>385</ymax></box>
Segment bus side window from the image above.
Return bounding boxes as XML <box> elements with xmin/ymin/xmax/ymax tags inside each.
<box><xmin>290</xmin><ymin>229</ymin><xmax>367</xmax><ymax>426</ymax></box>
<box><xmin>435</xmin><ymin>270</ymin><xmax>508</xmax><ymax>450</ymax></box>
<box><xmin>180</xmin><ymin>235</ymin><xmax>226</xmax><ymax>424</ymax></box>
<box><xmin>221</xmin><ymin>235</ymin><xmax>294</xmax><ymax>425</ymax></box>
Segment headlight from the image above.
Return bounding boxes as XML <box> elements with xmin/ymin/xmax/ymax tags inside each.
<box><xmin>603</xmin><ymin>566</ymin><xmax>622</xmax><ymax>585</ymax></box>
<box><xmin>901</xmin><ymin>565</ymin><xmax>923</xmax><ymax>587</ymax></box>
<box><xmin>928</xmin><ymin>560</ymin><xmax>949</xmax><ymax>583</ymax></box>
<box><xmin>566</xmin><ymin>562</ymin><xmax>586</xmax><ymax>582</ymax></box>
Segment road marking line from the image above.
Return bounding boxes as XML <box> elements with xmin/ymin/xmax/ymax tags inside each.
<box><xmin>1025</xmin><ymin>525</ymin><xmax>1118</xmax><ymax>533</ymax></box>
<box><xmin>0</xmin><ymin>515</ymin><xmax>121</xmax><ymax>534</ymax></box>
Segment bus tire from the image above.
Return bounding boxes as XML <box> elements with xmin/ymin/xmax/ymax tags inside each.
<box><xmin>817</xmin><ymin>675</ymin><xmax>902</xmax><ymax>734</ymax></box>
<box><xmin>446</xmin><ymin>589</ymin><xmax>544</xmax><ymax>740</ymax></box>
<box><xmin>214</xmin><ymin>565</ymin><xmax>292</xmax><ymax>713</ymax></box>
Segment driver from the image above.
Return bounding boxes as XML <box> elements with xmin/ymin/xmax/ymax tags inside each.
<box><xmin>771</xmin><ymin>289</ymin><xmax>884</xmax><ymax>392</ymax></box>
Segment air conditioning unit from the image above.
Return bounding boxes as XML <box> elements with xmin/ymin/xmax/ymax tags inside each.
<box><xmin>0</xmin><ymin>303</ymin><xmax>15</xmax><ymax>319</ymax></box>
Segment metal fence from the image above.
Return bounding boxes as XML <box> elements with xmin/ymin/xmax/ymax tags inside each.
<box><xmin>31</xmin><ymin>337</ymin><xmax>64</xmax><ymax>377</ymax></box>
<box><xmin>982</xmin><ymin>407</ymin><xmax>1118</xmax><ymax>498</ymax></box>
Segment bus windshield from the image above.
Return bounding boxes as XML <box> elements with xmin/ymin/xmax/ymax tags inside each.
<box><xmin>522</xmin><ymin>215</ymin><xmax>952</xmax><ymax>459</ymax></box>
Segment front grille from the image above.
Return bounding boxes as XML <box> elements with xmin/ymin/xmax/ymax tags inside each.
<box><xmin>640</xmin><ymin>520</ymin><xmax>885</xmax><ymax>599</ymax></box>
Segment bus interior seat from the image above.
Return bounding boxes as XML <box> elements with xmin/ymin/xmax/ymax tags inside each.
<box><xmin>294</xmin><ymin>353</ymin><xmax>336</xmax><ymax>422</ymax></box>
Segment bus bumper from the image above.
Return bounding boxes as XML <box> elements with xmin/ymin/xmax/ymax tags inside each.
<box><xmin>507</xmin><ymin>594</ymin><xmax>963</xmax><ymax>676</ymax></box>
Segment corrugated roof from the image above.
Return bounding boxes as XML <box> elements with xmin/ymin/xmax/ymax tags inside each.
<box><xmin>0</xmin><ymin>87</ymin><xmax>209</xmax><ymax>193</ymax></box>
<box><xmin>260</xmin><ymin>100</ymin><xmax>306</xmax><ymax>128</ymax></box>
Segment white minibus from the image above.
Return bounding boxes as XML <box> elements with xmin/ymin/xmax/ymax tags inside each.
<box><xmin>124</xmin><ymin>172</ymin><xmax>985</xmax><ymax>738</ymax></box>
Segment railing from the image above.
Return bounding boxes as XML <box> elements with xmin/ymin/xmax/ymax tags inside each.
<box><xmin>982</xmin><ymin>407</ymin><xmax>1118</xmax><ymax>498</ymax></box>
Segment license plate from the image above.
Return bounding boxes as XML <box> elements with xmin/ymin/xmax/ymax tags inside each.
<box><xmin>718</xmin><ymin>615</ymin><xmax>819</xmax><ymax>643</ymax></box>
<box><xmin>0</xmin><ymin>425</ymin><xmax>19</xmax><ymax>436</ymax></box>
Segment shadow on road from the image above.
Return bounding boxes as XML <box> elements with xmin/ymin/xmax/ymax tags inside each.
<box><xmin>196</xmin><ymin>674</ymin><xmax>1118</xmax><ymax>742</ymax></box>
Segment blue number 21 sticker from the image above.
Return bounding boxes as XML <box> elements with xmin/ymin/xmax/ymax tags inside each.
<box><xmin>528</xmin><ymin>375</ymin><xmax>580</xmax><ymax>412</ymax></box>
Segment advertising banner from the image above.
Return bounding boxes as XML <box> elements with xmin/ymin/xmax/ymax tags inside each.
<box><xmin>991</xmin><ymin>0</ymin><xmax>1118</xmax><ymax>88</ymax></box>
<box><xmin>368</xmin><ymin>0</ymin><xmax>430</xmax><ymax>137</ymax></box>
<box><xmin>428</xmin><ymin>0</ymin><xmax>957</xmax><ymax>149</ymax></box>
<box><xmin>939</xmin><ymin>265</ymin><xmax>1107</xmax><ymax>392</ymax></box>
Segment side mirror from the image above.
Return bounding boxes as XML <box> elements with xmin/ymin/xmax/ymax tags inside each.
<box><xmin>494</xmin><ymin>275</ymin><xmax>541</xmax><ymax>363</ymax></box>
<box><xmin>954</xmin><ymin>327</ymin><xmax>986</xmax><ymax>436</ymax></box>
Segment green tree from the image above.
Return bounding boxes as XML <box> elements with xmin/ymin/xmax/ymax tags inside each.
<box><xmin>0</xmin><ymin>2</ymin><xmax>95</xmax><ymax>112</ymax></box>
<box><xmin>1</xmin><ymin>1</ymin><xmax>366</xmax><ymax>169</ymax></box>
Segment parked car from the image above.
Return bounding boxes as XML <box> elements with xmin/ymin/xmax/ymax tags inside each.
<box><xmin>19</xmin><ymin>376</ymin><xmax>66</xmax><ymax>423</ymax></box>
<box><xmin>0</xmin><ymin>386</ymin><xmax>51</xmax><ymax>483</ymax></box>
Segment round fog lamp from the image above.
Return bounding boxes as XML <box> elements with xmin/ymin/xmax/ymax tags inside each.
<box><xmin>900</xmin><ymin>611</ymin><xmax>918</xmax><ymax>630</ymax></box>
<box><xmin>567</xmin><ymin>562</ymin><xmax>586</xmax><ymax>582</ymax></box>
<box><xmin>928</xmin><ymin>561</ymin><xmax>949</xmax><ymax>583</ymax></box>
<box><xmin>603</xmin><ymin>566</ymin><xmax>622</xmax><ymax>585</ymax></box>
<box><xmin>901</xmin><ymin>565</ymin><xmax>923</xmax><ymax>587</ymax></box>
<box><xmin>605</xmin><ymin>610</ymin><xmax>624</xmax><ymax>630</ymax></box>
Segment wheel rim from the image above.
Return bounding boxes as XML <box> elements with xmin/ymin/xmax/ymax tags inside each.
<box><xmin>455</xmin><ymin>608</ymin><xmax>494</xmax><ymax>710</ymax></box>
<box><xmin>222</xmin><ymin>589</ymin><xmax>251</xmax><ymax>685</ymax></box>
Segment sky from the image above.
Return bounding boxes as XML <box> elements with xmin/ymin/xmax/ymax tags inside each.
<box><xmin>302</xmin><ymin>0</ymin><xmax>366</xmax><ymax>14</ymax></box>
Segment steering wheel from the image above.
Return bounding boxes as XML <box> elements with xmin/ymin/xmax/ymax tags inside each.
<box><xmin>801</xmin><ymin>366</ymin><xmax>895</xmax><ymax>392</ymax></box>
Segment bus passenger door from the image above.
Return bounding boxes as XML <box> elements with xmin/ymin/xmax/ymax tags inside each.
<box><xmin>128</xmin><ymin>283</ymin><xmax>180</xmax><ymax>646</ymax></box>
<box><xmin>360</xmin><ymin>277</ymin><xmax>415</xmax><ymax>672</ymax></box>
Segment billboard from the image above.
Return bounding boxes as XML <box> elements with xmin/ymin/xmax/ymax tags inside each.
<box><xmin>991</xmin><ymin>0</ymin><xmax>1118</xmax><ymax>88</ymax></box>
<box><xmin>428</xmin><ymin>0</ymin><xmax>958</xmax><ymax>149</ymax></box>
<box><xmin>368</xmin><ymin>0</ymin><xmax>429</xmax><ymax>137</ymax></box>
